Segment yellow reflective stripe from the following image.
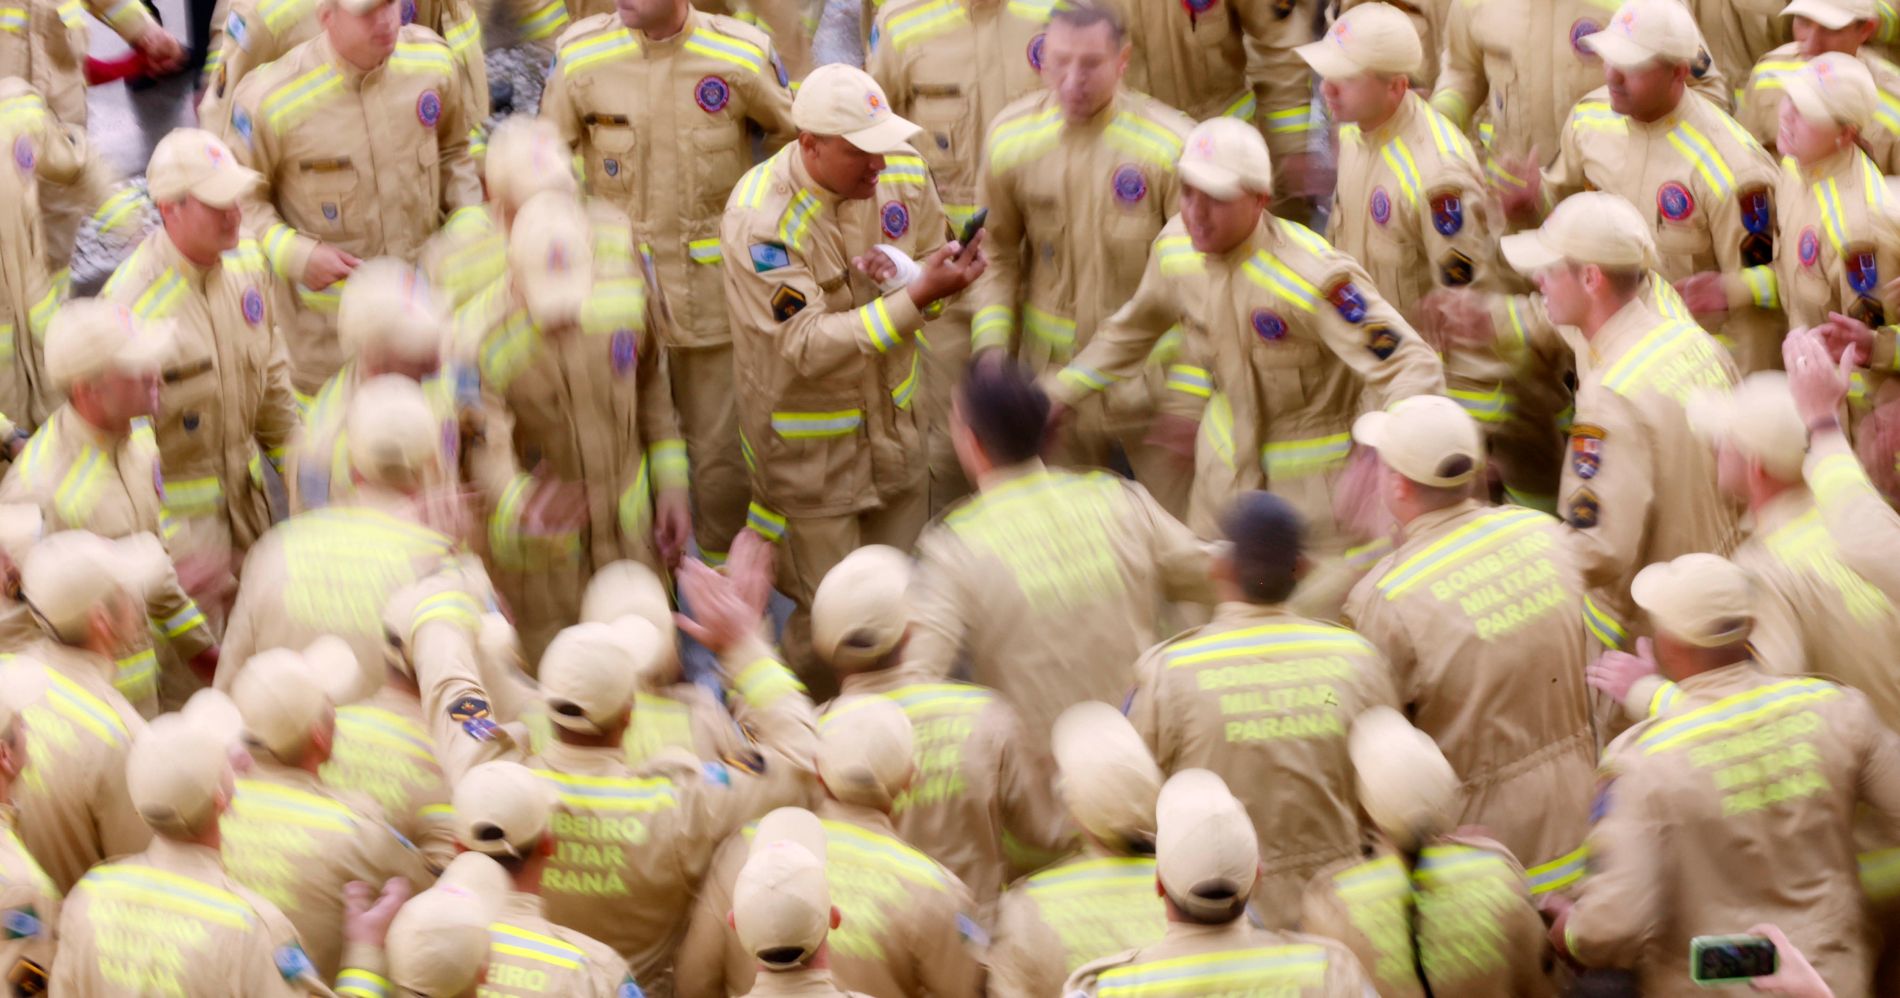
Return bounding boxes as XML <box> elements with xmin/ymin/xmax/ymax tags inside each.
<box><xmin>1164</xmin><ymin>364</ymin><xmax>1211</xmax><ymax>398</ymax></box>
<box><xmin>335</xmin><ymin>969</ymin><xmax>391</xmax><ymax>998</ymax></box>
<box><xmin>1431</xmin><ymin>89</ymin><xmax>1470</xmax><ymax>126</ymax></box>
<box><xmin>887</xmin><ymin>0</ymin><xmax>966</xmax><ymax>47</ymax></box>
<box><xmin>1261</xmin><ymin>433</ymin><xmax>1350</xmax><ymax>478</ymax></box>
<box><xmin>771</xmin><ymin>409</ymin><xmax>863</xmax><ymax>438</ymax></box>
<box><xmin>85</xmin><ymin>866</ymin><xmax>253</xmax><ymax>929</ymax></box>
<box><xmin>649</xmin><ymin>438</ymin><xmax>689</xmax><ymax>492</ymax></box>
<box><xmin>1486</xmin><ymin>154</ymin><xmax>1528</xmax><ymax>189</ymax></box>
<box><xmin>1599</xmin><ymin>320</ymin><xmax>1698</xmax><ymax>394</ymax></box>
<box><xmin>818</xmin><ymin>819</ymin><xmax>947</xmax><ymax>888</ymax></box>
<box><xmin>53</xmin><ymin>446</ymin><xmax>106</xmax><ymax>523</ymax></box>
<box><xmin>1264</xmin><ymin>105</ymin><xmax>1314</xmax><ymax>134</ymax></box>
<box><xmin>971</xmin><ymin>305</ymin><xmax>1013</xmax><ymax>351</ymax></box>
<box><xmin>892</xmin><ymin>350</ymin><xmax>920</xmax><ymax>410</ymax></box>
<box><xmin>1447</xmin><ymin>384</ymin><xmax>1510</xmax><ymax>422</ymax></box>
<box><xmin>733</xmin><ymin>655</ymin><xmax>805</xmax><ymax>708</ymax></box>
<box><xmin>92</xmin><ymin>187</ymin><xmax>147</xmax><ymax>233</ymax></box>
<box><xmin>558</xmin><ymin>27</ymin><xmax>639</xmax><ymax>75</ymax></box>
<box><xmin>746</xmin><ymin>501</ymin><xmax>786</xmax><ymax>542</ymax></box>
<box><xmin>1815</xmin><ymin>177</ymin><xmax>1849</xmax><ymax>256</ymax></box>
<box><xmin>1164</xmin><ymin>621</ymin><xmax>1370</xmax><ymax>668</ymax></box>
<box><xmin>1157</xmin><ymin>235</ymin><xmax>1204</xmax><ymax>275</ymax></box>
<box><xmin>1098</xmin><ymin>945</ymin><xmax>1329</xmax><ymax>996</ymax></box>
<box><xmin>1412</xmin><ymin>842</ymin><xmax>1512</xmax><ymax>888</ymax></box>
<box><xmin>231</xmin><ymin>779</ymin><xmax>358</xmax><ymax>832</ymax></box>
<box><xmin>687</xmin><ymin>238</ymin><xmax>722</xmax><ymax>264</ymax></box>
<box><xmin>412</xmin><ymin>588</ymin><xmax>481</xmax><ymax>636</ymax></box>
<box><xmin>943</xmin><ymin>203</ymin><xmax>978</xmax><ymax>231</ymax></box>
<box><xmin>162</xmin><ymin>475</ymin><xmax>223</xmax><ymax>516</ymax></box>
<box><xmin>1525</xmin><ymin>845</ymin><xmax>1588</xmax><ymax>896</ymax></box>
<box><xmin>859</xmin><ymin>297</ymin><xmax>901</xmax><ymax>352</ymax></box>
<box><xmin>778</xmin><ymin>190</ymin><xmax>824</xmax><ymax>251</ymax></box>
<box><xmin>1023</xmin><ymin>304</ymin><xmax>1076</xmax><ymax>348</ymax></box>
<box><xmin>444</xmin><ymin>14</ymin><xmax>480</xmax><ymax>54</ymax></box>
<box><xmin>517</xmin><ymin>0</ymin><xmax>568</xmax><ymax>40</ymax></box>
<box><xmin>1331</xmin><ymin>854</ymin><xmax>1410</xmax><ymax>900</ymax></box>
<box><xmin>1240</xmin><ymin>251</ymin><xmax>1318</xmax><ymax>312</ymax></box>
<box><xmin>1862</xmin><ymin>847</ymin><xmax>1900</xmax><ymax>903</ymax></box>
<box><xmin>111</xmin><ymin>649</ymin><xmax>156</xmax><ymax>704</ymax></box>
<box><xmin>1056</xmin><ymin>363</ymin><xmax>1118</xmax><ymax>395</ymax></box>
<box><xmin>490</xmin><ymin>923</ymin><xmax>583</xmax><ymax>969</ymax></box>
<box><xmin>54</xmin><ymin>0</ymin><xmax>81</xmax><ymax>26</ymax></box>
<box><xmin>1664</xmin><ymin>122</ymin><xmax>1734</xmax><ymax>196</ymax></box>
<box><xmin>1376</xmin><ymin>507</ymin><xmax>1547</xmax><ymax>597</ymax></box>
<box><xmin>1750</xmin><ymin>59</ymin><xmax>1802</xmax><ymax>92</ymax></box>
<box><xmin>1742</xmin><ymin>265</ymin><xmax>1779</xmax><ymax>309</ymax></box>
<box><xmin>1639</xmin><ymin>678</ymin><xmax>1840</xmax><ymax>754</ymax></box>
<box><xmin>1380</xmin><ymin>136</ymin><xmax>1422</xmax><ymax>205</ymax></box>
<box><xmin>879</xmin><ymin>155</ymin><xmax>928</xmax><ymax>185</ymax></box>
<box><xmin>533</xmin><ymin>768</ymin><xmax>681</xmax><ymax>811</ymax></box>
<box><xmin>988</xmin><ymin>107</ymin><xmax>1063</xmax><ymax>171</ymax></box>
<box><xmin>45</xmin><ymin>670</ymin><xmax>127</xmax><ymax>744</ymax></box>
<box><xmin>260</xmin><ymin>64</ymin><xmax>343</xmax><ymax>129</ymax></box>
<box><xmin>335</xmin><ymin>705</ymin><xmax>436</xmax><ymax>761</ymax></box>
<box><xmin>1202</xmin><ymin>392</ymin><xmax>1235</xmax><ymax>469</ymax></box>
<box><xmin>1025</xmin><ymin>856</ymin><xmax>1155</xmax><ymax>897</ymax></box>
<box><xmin>387</xmin><ymin>40</ymin><xmax>452</xmax><ymax>74</ymax></box>
<box><xmin>1570</xmin><ymin>102</ymin><xmax>1627</xmax><ymax>134</ymax></box>
<box><xmin>683</xmin><ymin>26</ymin><xmax>765</xmax><ymax>72</ymax></box>
<box><xmin>1422</xmin><ymin>102</ymin><xmax>1475</xmax><ymax>160</ymax></box>
<box><xmin>618</xmin><ymin>455</ymin><xmax>652</xmax><ymax>537</ymax></box>
<box><xmin>1812</xmin><ymin>450</ymin><xmax>1872</xmax><ymax>507</ymax></box>
<box><xmin>1648</xmin><ymin>680</ymin><xmax>1683</xmax><ymax>717</ymax></box>
<box><xmin>1105</xmin><ymin>111</ymin><xmax>1184</xmax><ymax>167</ymax></box>
<box><xmin>0</xmin><ymin>7</ymin><xmax>24</xmax><ymax>31</ymax></box>
<box><xmin>1222</xmin><ymin>90</ymin><xmax>1256</xmax><ymax>120</ymax></box>
<box><xmin>1581</xmin><ymin>594</ymin><xmax>1627</xmax><ymax>650</ymax></box>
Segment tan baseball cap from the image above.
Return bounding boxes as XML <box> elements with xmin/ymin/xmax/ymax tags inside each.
<box><xmin>127</xmin><ymin>712</ymin><xmax>233</xmax><ymax>836</ymax></box>
<box><xmin>453</xmin><ymin>760</ymin><xmax>558</xmax><ymax>858</ymax></box>
<box><xmin>735</xmin><ymin>837</ymin><xmax>831</xmax><ymax>969</ymax></box>
<box><xmin>1352</xmin><ymin>394</ymin><xmax>1484</xmax><ymax>488</ymax></box>
<box><xmin>180</xmin><ymin>687</ymin><xmax>246</xmax><ymax>754</ymax></box>
<box><xmin>580</xmin><ymin>561</ymin><xmax>680</xmax><ymax>682</ymax></box>
<box><xmin>1782</xmin><ymin>0</ymin><xmax>1876</xmax><ymax>29</ymax></box>
<box><xmin>229</xmin><ymin>637</ymin><xmax>357</xmax><ymax>760</ymax></box>
<box><xmin>337</xmin><ymin>258</ymin><xmax>446</xmax><ymax>364</ymax></box>
<box><xmin>1155</xmin><ymin>769</ymin><xmax>1258</xmax><ymax>919</ymax></box>
<box><xmin>0</xmin><ymin>661</ymin><xmax>50</xmax><ymax>740</ymax></box>
<box><xmin>1501</xmin><ymin>191</ymin><xmax>1657</xmax><ymax>274</ymax></box>
<box><xmin>388</xmin><ymin>853</ymin><xmax>507</xmax><ymax>996</ymax></box>
<box><xmin>1687</xmin><ymin>373</ymin><xmax>1806</xmax><ymax>482</ymax></box>
<box><xmin>1580</xmin><ymin>0</ymin><xmax>1703</xmax><ymax>68</ymax></box>
<box><xmin>21</xmin><ymin>530</ymin><xmax>166</xmax><ymax>640</ymax></box>
<box><xmin>1051</xmin><ymin>701</ymin><xmax>1162</xmax><ymax>848</ymax></box>
<box><xmin>811</xmin><ymin>545</ymin><xmax>910</xmax><ymax>670</ymax></box>
<box><xmin>1177</xmin><ymin>117</ymin><xmax>1273</xmax><ymax>201</ymax></box>
<box><xmin>326</xmin><ymin>0</ymin><xmax>397</xmax><ymax>16</ymax></box>
<box><xmin>483</xmin><ymin>115</ymin><xmax>578</xmax><ymax>212</ymax></box>
<box><xmin>540</xmin><ymin>619</ymin><xmax>659</xmax><ymax>735</ymax></box>
<box><xmin>817</xmin><ymin>695</ymin><xmax>914</xmax><ymax>809</ymax></box>
<box><xmin>147</xmin><ymin>128</ymin><xmax>259</xmax><ymax>208</ymax></box>
<box><xmin>45</xmin><ymin>298</ymin><xmax>176</xmax><ymax>391</ymax></box>
<box><xmin>346</xmin><ymin>374</ymin><xmax>442</xmax><ymax>489</ymax></box>
<box><xmin>1783</xmin><ymin>52</ymin><xmax>1877</xmax><ymax>129</ymax></box>
<box><xmin>508</xmin><ymin>190</ymin><xmax>595</xmax><ymax>330</ymax></box>
<box><xmin>0</xmin><ymin>505</ymin><xmax>43</xmax><ymax>566</ymax></box>
<box><xmin>792</xmin><ymin>64</ymin><xmax>920</xmax><ymax>154</ymax></box>
<box><xmin>1295</xmin><ymin>2</ymin><xmax>1422</xmax><ymax>79</ymax></box>
<box><xmin>1347</xmin><ymin>706</ymin><xmax>1459</xmax><ymax>850</ymax></box>
<box><xmin>1631</xmin><ymin>552</ymin><xmax>1755</xmax><ymax>647</ymax></box>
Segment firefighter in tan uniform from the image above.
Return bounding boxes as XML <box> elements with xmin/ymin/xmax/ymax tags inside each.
<box><xmin>0</xmin><ymin>80</ymin><xmax>73</xmax><ymax>438</ymax></box>
<box><xmin>224</xmin><ymin>0</ymin><xmax>482</xmax><ymax>398</ymax></box>
<box><xmin>5</xmin><ymin>531</ymin><xmax>155</xmax><ymax>894</ymax></box>
<box><xmin>102</xmin><ymin>129</ymin><xmax>300</xmax><ymax>627</ymax></box>
<box><xmin>1049</xmin><ymin>117</ymin><xmax>1445</xmax><ymax>542</ymax></box>
<box><xmin>866</xmin><ymin>0</ymin><xmax>1051</xmax><ymax>507</ymax></box>
<box><xmin>1064</xmin><ymin>769</ymin><xmax>1376</xmax><ymax>996</ymax></box>
<box><xmin>1127</xmin><ymin>491</ymin><xmax>1397</xmax><ymax>927</ymax></box>
<box><xmin>51</xmin><ymin>714</ymin><xmax>336</xmax><ymax>996</ymax></box>
<box><xmin>1689</xmin><ymin>0</ymin><xmax>1783</xmax><ymax>102</ymax></box>
<box><xmin>969</xmin><ymin>3</ymin><xmax>1195</xmax><ymax>517</ymax></box>
<box><xmin>0</xmin><ymin>300</ymin><xmax>220</xmax><ymax>708</ymax></box>
<box><xmin>1299</xmin><ymin>708</ymin><xmax>1553</xmax><ymax>998</ymax></box>
<box><xmin>678</xmin><ymin>698</ymin><xmax>984</xmax><ymax>998</ymax></box>
<box><xmin>719</xmin><ymin>63</ymin><xmax>979</xmax><ymax>692</ymax></box>
<box><xmin>1342</xmin><ymin>396</ymin><xmax>1595</xmax><ymax>893</ymax></box>
<box><xmin>1784</xmin><ymin>327</ymin><xmax>1900</xmax><ymax>606</ymax></box>
<box><xmin>1500</xmin><ymin>192</ymin><xmax>1740</xmax><ymax>654</ymax></box>
<box><xmin>987</xmin><ymin>702</ymin><xmax>1167</xmax><ymax>998</ymax></box>
<box><xmin>420</xmin><ymin>115</ymin><xmax>576</xmax><ymax>328</ymax></box>
<box><xmin>812</xmin><ymin>544</ymin><xmax>1066</xmax><ymax>909</ymax></box>
<box><xmin>1738</xmin><ymin>0</ymin><xmax>1900</xmax><ymax>173</ymax></box>
<box><xmin>219</xmin><ymin>376</ymin><xmax>461</xmax><ymax>688</ymax></box>
<box><xmin>903</xmin><ymin>358</ymin><xmax>1215</xmax><ymax>741</ymax></box>
<box><xmin>0</xmin><ymin>663</ymin><xmax>59</xmax><ymax>994</ymax></box>
<box><xmin>450</xmin><ymin>760</ymin><xmax>641</xmax><ymax>997</ymax></box>
<box><xmin>383</xmin><ymin>851</ymin><xmax>507</xmax><ymax>996</ymax></box>
<box><xmin>541</xmin><ymin>0</ymin><xmax>795</xmax><ymax>566</ymax></box>
<box><xmin>1523</xmin><ymin>0</ymin><xmax>1785</xmax><ymax>374</ymax></box>
<box><xmin>1547</xmin><ymin>553</ymin><xmax>1900</xmax><ymax>996</ymax></box>
<box><xmin>218</xmin><ymin>642</ymin><xmax>434</xmax><ymax>980</ymax></box>
<box><xmin>728</xmin><ymin>812</ymin><xmax>868</xmax><ymax>998</ymax></box>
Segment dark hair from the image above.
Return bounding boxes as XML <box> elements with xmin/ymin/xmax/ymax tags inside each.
<box><xmin>957</xmin><ymin>353</ymin><xmax>1050</xmax><ymax>466</ymax></box>
<box><xmin>1047</xmin><ymin>0</ymin><xmax>1126</xmax><ymax>45</ymax></box>
<box><xmin>1221</xmin><ymin>491</ymin><xmax>1304</xmax><ymax>604</ymax></box>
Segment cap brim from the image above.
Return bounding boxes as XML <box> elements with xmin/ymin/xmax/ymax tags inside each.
<box><xmin>1683</xmin><ymin>388</ymin><xmax>1738</xmax><ymax>446</ymax></box>
<box><xmin>1178</xmin><ymin>160</ymin><xmax>1254</xmax><ymax>201</ymax></box>
<box><xmin>188</xmin><ymin>166</ymin><xmax>261</xmax><ymax>209</ymax></box>
<box><xmin>1628</xmin><ymin>561</ymin><xmax>1674</xmax><ymax>619</ymax></box>
<box><xmin>1294</xmin><ymin>38</ymin><xmax>1365</xmax><ymax>81</ymax></box>
<box><xmin>843</xmin><ymin>114</ymin><xmax>922</xmax><ymax>155</ymax></box>
<box><xmin>1781</xmin><ymin>0</ymin><xmax>1860</xmax><ymax>29</ymax></box>
<box><xmin>336</xmin><ymin>0</ymin><xmax>394</xmax><ymax>13</ymax></box>
<box><xmin>1578</xmin><ymin>30</ymin><xmax>1667</xmax><ymax>69</ymax></box>
<box><xmin>1350</xmin><ymin>409</ymin><xmax>1392</xmax><ymax>451</ymax></box>
<box><xmin>1500</xmin><ymin>230</ymin><xmax>1566</xmax><ymax>275</ymax></box>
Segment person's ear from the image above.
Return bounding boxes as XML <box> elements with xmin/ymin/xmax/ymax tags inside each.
<box><xmin>829</xmin><ymin>905</ymin><xmax>842</xmax><ymax>929</ymax></box>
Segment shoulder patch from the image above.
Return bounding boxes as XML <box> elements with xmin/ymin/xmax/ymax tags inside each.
<box><xmin>232</xmin><ymin>107</ymin><xmax>254</xmax><ymax>148</ymax></box>
<box><xmin>1327</xmin><ymin>278</ymin><xmax>1368</xmax><ymax>323</ymax></box>
<box><xmin>619</xmin><ymin>980</ymin><xmax>645</xmax><ymax>998</ymax></box>
<box><xmin>1847</xmin><ymin>243</ymin><xmax>1880</xmax><ymax>296</ymax></box>
<box><xmin>450</xmin><ymin>696</ymin><xmax>498</xmax><ymax>740</ymax></box>
<box><xmin>273</xmin><ymin>944</ymin><xmax>314</xmax><ymax>982</ymax></box>
<box><xmin>1365</xmin><ymin>323</ymin><xmax>1398</xmax><ymax>360</ymax></box>
<box><xmin>6</xmin><ymin>957</ymin><xmax>46</xmax><ymax>996</ymax></box>
<box><xmin>1440</xmin><ymin>250</ymin><xmax>1474</xmax><ymax>287</ymax></box>
<box><xmin>1567</xmin><ymin>487</ymin><xmax>1600</xmax><ymax>529</ymax></box>
<box><xmin>1429</xmin><ymin>187</ymin><xmax>1464</xmax><ymax>236</ymax></box>
<box><xmin>721</xmin><ymin>747</ymin><xmax>766</xmax><ymax>775</ymax></box>
<box><xmin>227</xmin><ymin>12</ymin><xmax>250</xmax><ymax>50</ymax></box>
<box><xmin>770</xmin><ymin>285</ymin><xmax>806</xmax><ymax>322</ymax></box>
<box><xmin>1</xmin><ymin>908</ymin><xmax>39</xmax><ymax>940</ymax></box>
<box><xmin>1569</xmin><ymin>423</ymin><xmax>1605</xmax><ymax>479</ymax></box>
<box><xmin>750</xmin><ymin>242</ymin><xmax>790</xmax><ymax>272</ymax></box>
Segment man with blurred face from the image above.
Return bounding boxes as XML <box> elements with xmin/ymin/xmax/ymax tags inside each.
<box><xmin>968</xmin><ymin>1</ymin><xmax>1198</xmax><ymax>519</ymax></box>
<box><xmin>101</xmin><ymin>129</ymin><xmax>300</xmax><ymax>635</ymax></box>
<box><xmin>222</xmin><ymin>0</ymin><xmax>481</xmax><ymax>401</ymax></box>
<box><xmin>1740</xmin><ymin>0</ymin><xmax>1900</xmax><ymax>172</ymax></box>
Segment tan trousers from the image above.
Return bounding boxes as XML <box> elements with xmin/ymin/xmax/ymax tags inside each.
<box><xmin>776</xmin><ymin>480</ymin><xmax>929</xmax><ymax>700</ymax></box>
<box><xmin>667</xmin><ymin>343</ymin><xmax>749</xmax><ymax>561</ymax></box>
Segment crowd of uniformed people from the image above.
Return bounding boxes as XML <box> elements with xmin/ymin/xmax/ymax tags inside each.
<box><xmin>6</xmin><ymin>0</ymin><xmax>1900</xmax><ymax>992</ymax></box>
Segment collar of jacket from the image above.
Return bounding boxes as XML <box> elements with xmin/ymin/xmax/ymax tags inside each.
<box><xmin>1583</xmin><ymin>295</ymin><xmax>1668</xmax><ymax>370</ymax></box>
<box><xmin>975</xmin><ymin>457</ymin><xmax>1046</xmax><ymax>492</ymax></box>
<box><xmin>1398</xmin><ymin>497</ymin><xmax>1487</xmax><ymax>544</ymax></box>
<box><xmin>815</xmin><ymin>797</ymin><xmax>899</xmax><ymax>838</ymax></box>
<box><xmin>748</xmin><ymin>967</ymin><xmax>852</xmax><ymax>995</ymax></box>
<box><xmin>1359</xmin><ymin>89</ymin><xmax>1424</xmax><ymax>149</ymax></box>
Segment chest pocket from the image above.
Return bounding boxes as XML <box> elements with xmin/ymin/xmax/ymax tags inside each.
<box><xmin>1653</xmin><ymin>215</ymin><xmax>1709</xmax><ymax>275</ymax></box>
<box><xmin>162</xmin><ymin>353</ymin><xmax>221</xmax><ymax>441</ymax></box>
<box><xmin>1189</xmin><ymin>1</ymin><xmax>1233</xmax><ymax>44</ymax></box>
<box><xmin>688</xmin><ymin>126</ymin><xmax>746</xmax><ymax>216</ymax></box>
<box><xmin>910</xmin><ymin>85</ymin><xmax>974</xmax><ymax>185</ymax></box>
<box><xmin>586</xmin><ymin>117</ymin><xmax>639</xmax><ymax>197</ymax></box>
<box><xmin>294</xmin><ymin>159</ymin><xmax>359</xmax><ymax>236</ymax></box>
<box><xmin>1251</xmin><ymin>333</ymin><xmax>1320</xmax><ymax>411</ymax></box>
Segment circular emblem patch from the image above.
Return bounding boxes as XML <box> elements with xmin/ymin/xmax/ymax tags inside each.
<box><xmin>1657</xmin><ymin>181</ymin><xmax>1694</xmax><ymax>222</ymax></box>
<box><xmin>241</xmin><ymin>287</ymin><xmax>264</xmax><ymax>325</ymax></box>
<box><xmin>1370</xmin><ymin>187</ymin><xmax>1391</xmax><ymax>226</ymax></box>
<box><xmin>1251</xmin><ymin>308</ymin><xmax>1286</xmax><ymax>342</ymax></box>
<box><xmin>611</xmin><ymin>329</ymin><xmax>637</xmax><ymax>374</ymax></box>
<box><xmin>695</xmin><ymin>75</ymin><xmax>730</xmax><ymax>114</ymax></box>
<box><xmin>322</xmin><ymin>202</ymin><xmax>339</xmax><ymax>221</ymax></box>
<box><xmin>881</xmin><ymin>201</ymin><xmax>910</xmax><ymax>239</ymax></box>
<box><xmin>400</xmin><ymin>0</ymin><xmax>415</xmax><ymax>22</ymax></box>
<box><xmin>1800</xmin><ymin>227</ymin><xmax>1820</xmax><ymax>268</ymax></box>
<box><xmin>604</xmin><ymin>157</ymin><xmax>620</xmax><ymax>177</ymax></box>
<box><xmin>1112</xmin><ymin>164</ymin><xmax>1148</xmax><ymax>204</ymax></box>
<box><xmin>416</xmin><ymin>89</ymin><xmax>441</xmax><ymax>127</ymax></box>
<box><xmin>1570</xmin><ymin>18</ymin><xmax>1601</xmax><ymax>56</ymax></box>
<box><xmin>1027</xmin><ymin>32</ymin><xmax>1046</xmax><ymax>71</ymax></box>
<box><xmin>1184</xmin><ymin>0</ymin><xmax>1217</xmax><ymax>13</ymax></box>
<box><xmin>12</xmin><ymin>135</ymin><xmax>31</xmax><ymax>174</ymax></box>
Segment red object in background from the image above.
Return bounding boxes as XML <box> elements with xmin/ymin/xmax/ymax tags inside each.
<box><xmin>84</xmin><ymin>52</ymin><xmax>147</xmax><ymax>86</ymax></box>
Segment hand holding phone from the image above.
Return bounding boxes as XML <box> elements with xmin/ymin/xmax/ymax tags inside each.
<box><xmin>955</xmin><ymin>207</ymin><xmax>989</xmax><ymax>261</ymax></box>
<box><xmin>1689</xmin><ymin>934</ymin><xmax>1777</xmax><ymax>987</ymax></box>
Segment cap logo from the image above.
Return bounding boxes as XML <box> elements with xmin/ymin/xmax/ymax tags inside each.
<box><xmin>1815</xmin><ymin>60</ymin><xmax>1835</xmax><ymax>86</ymax></box>
<box><xmin>1330</xmin><ymin>19</ymin><xmax>1350</xmax><ymax>46</ymax></box>
<box><xmin>1190</xmin><ymin>133</ymin><xmax>1216</xmax><ymax>160</ymax></box>
<box><xmin>1612</xmin><ymin>7</ymin><xmax>1636</xmax><ymax>35</ymax></box>
<box><xmin>548</xmin><ymin>242</ymin><xmax>569</xmax><ymax>273</ymax></box>
<box><xmin>203</xmin><ymin>141</ymin><xmax>224</xmax><ymax>166</ymax></box>
<box><xmin>865</xmin><ymin>90</ymin><xmax>885</xmax><ymax>119</ymax></box>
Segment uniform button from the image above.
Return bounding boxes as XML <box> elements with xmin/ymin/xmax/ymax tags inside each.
<box><xmin>183</xmin><ymin>412</ymin><xmax>200</xmax><ymax>431</ymax></box>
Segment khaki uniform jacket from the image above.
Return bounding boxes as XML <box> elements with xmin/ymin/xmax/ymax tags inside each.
<box><xmin>1052</xmin><ymin>216</ymin><xmax>1445</xmax><ymax>537</ymax></box>
<box><xmin>1064</xmin><ymin>919</ymin><xmax>1376</xmax><ymax>997</ymax></box>
<box><xmin>719</xmin><ymin>144</ymin><xmax>947</xmax><ymax>525</ymax></box>
<box><xmin>1342</xmin><ymin>500</ymin><xmax>1595</xmax><ymax>878</ymax></box>
<box><xmin>318</xmin><ymin>683</ymin><xmax>458</xmax><ymax>870</ymax></box>
<box><xmin>0</xmin><ymin>811</ymin><xmax>57</xmax><ymax>995</ymax></box>
<box><xmin>743</xmin><ymin>967</ymin><xmax>875</xmax><ymax>998</ymax></box>
<box><xmin>0</xmin><ymin>0</ymin><xmax>159</xmax><ymax>127</ymax></box>
<box><xmin>285</xmin><ymin>363</ymin><xmax>460</xmax><ymax>513</ymax></box>
<box><xmin>1559</xmin><ymin>297</ymin><xmax>1739</xmax><ymax>650</ymax></box>
<box><xmin>1689</xmin><ymin>0</ymin><xmax>1782</xmax><ymax>106</ymax></box>
<box><xmin>1744</xmin><ymin>148</ymin><xmax>1899</xmax><ymax>333</ymax></box>
<box><xmin>101</xmin><ymin>229</ymin><xmax>300</xmax><ymax>560</ymax></box>
<box><xmin>484</xmin><ymin>889</ymin><xmax>638</xmax><ymax>998</ymax></box>
<box><xmin>676</xmin><ymin>798</ymin><xmax>984</xmax><ymax>998</ymax></box>
<box><xmin>542</xmin><ymin>9</ymin><xmax>795</xmax><ymax>350</ymax></box>
<box><xmin>1431</xmin><ymin>0</ymin><xmax>1728</xmax><ymax>179</ymax></box>
<box><xmin>0</xmin><ymin>88</ymin><xmax>66</xmax><ymax>434</ymax></box>
<box><xmin>5</xmin><ymin>643</ymin><xmax>148</xmax><ymax>894</ymax></box>
<box><xmin>829</xmin><ymin>662</ymin><xmax>1067</xmax><ymax>908</ymax></box>
<box><xmin>866</xmin><ymin>0</ymin><xmax>1052</xmax><ymax>232</ymax></box>
<box><xmin>524</xmin><ymin>642</ymin><xmax>818</xmax><ymax>996</ymax></box>
<box><xmin>225</xmin><ymin>28</ymin><xmax>482</xmax><ymax>392</ymax></box>
<box><xmin>1099</xmin><ymin>0</ymin><xmax>1309</xmax><ymax>153</ymax></box>
<box><xmin>1739</xmin><ymin>45</ymin><xmax>1900</xmax><ymax>173</ymax></box>
<box><xmin>1565</xmin><ymin>663</ymin><xmax>1900</xmax><ymax>997</ymax></box>
<box><xmin>1804</xmin><ymin>430</ymin><xmax>1900</xmax><ymax>605</ymax></box>
<box><xmin>220</xmin><ymin>761</ymin><xmax>433</xmax><ymax>980</ymax></box>
<box><xmin>904</xmin><ymin>460</ymin><xmax>1216</xmax><ymax>739</ymax></box>
<box><xmin>1301</xmin><ymin>838</ymin><xmax>1551</xmax><ymax>998</ymax></box>
<box><xmin>986</xmin><ymin>849</ymin><xmax>1167</xmax><ymax>998</ymax></box>
<box><xmin>1547</xmin><ymin>86</ymin><xmax>1784</xmax><ymax>371</ymax></box>
<box><xmin>1126</xmin><ymin>602</ymin><xmax>1397</xmax><ymax>927</ymax></box>
<box><xmin>0</xmin><ymin>408</ymin><xmax>218</xmax><ymax>691</ymax></box>
<box><xmin>218</xmin><ymin>496</ymin><xmax>459</xmax><ymax>689</ymax></box>
<box><xmin>969</xmin><ymin>89</ymin><xmax>1191</xmax><ymax>371</ymax></box>
<box><xmin>50</xmin><ymin>837</ymin><xmax>321</xmax><ymax>997</ymax></box>
<box><xmin>1732</xmin><ymin>487</ymin><xmax>1900</xmax><ymax>730</ymax></box>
